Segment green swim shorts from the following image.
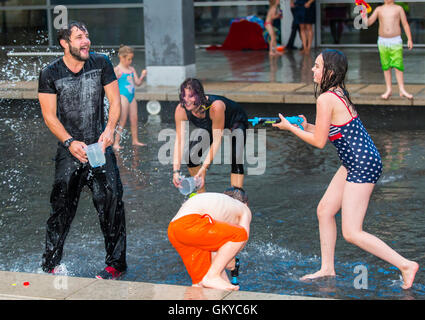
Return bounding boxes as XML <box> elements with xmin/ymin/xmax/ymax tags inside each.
<box><xmin>378</xmin><ymin>42</ymin><xmax>404</xmax><ymax>72</ymax></box>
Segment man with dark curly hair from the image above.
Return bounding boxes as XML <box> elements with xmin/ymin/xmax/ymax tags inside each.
<box><xmin>38</xmin><ymin>21</ymin><xmax>127</xmax><ymax>280</ymax></box>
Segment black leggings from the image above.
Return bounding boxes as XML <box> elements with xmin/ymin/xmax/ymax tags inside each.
<box><xmin>41</xmin><ymin>145</ymin><xmax>127</xmax><ymax>272</ymax></box>
<box><xmin>186</xmin><ymin>122</ymin><xmax>246</xmax><ymax>174</ymax></box>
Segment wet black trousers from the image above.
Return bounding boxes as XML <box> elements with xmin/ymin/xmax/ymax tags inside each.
<box><xmin>41</xmin><ymin>145</ymin><xmax>127</xmax><ymax>273</ymax></box>
<box><xmin>187</xmin><ymin>122</ymin><xmax>247</xmax><ymax>174</ymax></box>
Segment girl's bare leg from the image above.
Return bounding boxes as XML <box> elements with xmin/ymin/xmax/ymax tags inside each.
<box><xmin>341</xmin><ymin>182</ymin><xmax>419</xmax><ymax>289</ymax></box>
<box><xmin>266</xmin><ymin>24</ymin><xmax>281</xmax><ymax>56</ymax></box>
<box><xmin>305</xmin><ymin>24</ymin><xmax>313</xmax><ymax>52</ymax></box>
<box><xmin>129</xmin><ymin>99</ymin><xmax>146</xmax><ymax>146</ymax></box>
<box><xmin>301</xmin><ymin>166</ymin><xmax>346</xmax><ymax>280</ymax></box>
<box><xmin>113</xmin><ymin>96</ymin><xmax>130</xmax><ymax>150</ymax></box>
<box><xmin>230</xmin><ymin>173</ymin><xmax>244</xmax><ymax>189</ymax></box>
<box><xmin>299</xmin><ymin>24</ymin><xmax>308</xmax><ymax>53</ymax></box>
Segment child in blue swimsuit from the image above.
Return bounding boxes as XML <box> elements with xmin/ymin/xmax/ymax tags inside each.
<box><xmin>273</xmin><ymin>49</ymin><xmax>418</xmax><ymax>290</ymax></box>
<box><xmin>113</xmin><ymin>45</ymin><xmax>147</xmax><ymax>150</ymax></box>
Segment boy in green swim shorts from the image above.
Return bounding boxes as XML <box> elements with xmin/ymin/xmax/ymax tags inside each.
<box><xmin>378</xmin><ymin>36</ymin><xmax>404</xmax><ymax>72</ymax></box>
<box><xmin>363</xmin><ymin>0</ymin><xmax>413</xmax><ymax>100</ymax></box>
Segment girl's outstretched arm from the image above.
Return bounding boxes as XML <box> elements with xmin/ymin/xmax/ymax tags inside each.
<box><xmin>298</xmin><ymin>114</ymin><xmax>315</xmax><ymax>133</ymax></box>
<box><xmin>273</xmin><ymin>94</ymin><xmax>333</xmax><ymax>149</ymax></box>
<box><xmin>172</xmin><ymin>104</ymin><xmax>188</xmax><ymax>188</ymax></box>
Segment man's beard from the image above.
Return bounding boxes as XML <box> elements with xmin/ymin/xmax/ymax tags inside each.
<box><xmin>69</xmin><ymin>43</ymin><xmax>90</xmax><ymax>61</ymax></box>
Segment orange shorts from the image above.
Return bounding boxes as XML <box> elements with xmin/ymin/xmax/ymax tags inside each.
<box><xmin>168</xmin><ymin>214</ymin><xmax>248</xmax><ymax>285</ymax></box>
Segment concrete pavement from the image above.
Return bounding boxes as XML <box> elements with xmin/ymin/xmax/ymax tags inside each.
<box><xmin>0</xmin><ymin>270</ymin><xmax>328</xmax><ymax>300</ymax></box>
<box><xmin>1</xmin><ymin>80</ymin><xmax>424</xmax><ymax>106</ymax></box>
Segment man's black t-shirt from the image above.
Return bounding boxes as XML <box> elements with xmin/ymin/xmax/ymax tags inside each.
<box><xmin>38</xmin><ymin>53</ymin><xmax>117</xmax><ymax>144</ymax></box>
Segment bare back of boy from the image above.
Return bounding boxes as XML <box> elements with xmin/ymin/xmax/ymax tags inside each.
<box><xmin>172</xmin><ymin>193</ymin><xmax>250</xmax><ymax>229</ymax></box>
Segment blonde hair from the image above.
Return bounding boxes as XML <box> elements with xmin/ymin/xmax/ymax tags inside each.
<box><xmin>118</xmin><ymin>44</ymin><xmax>134</xmax><ymax>57</ymax></box>
<box><xmin>269</xmin><ymin>0</ymin><xmax>278</xmax><ymax>6</ymax></box>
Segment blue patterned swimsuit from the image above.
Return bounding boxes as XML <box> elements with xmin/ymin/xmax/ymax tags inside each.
<box><xmin>327</xmin><ymin>90</ymin><xmax>382</xmax><ymax>184</ymax></box>
<box><xmin>118</xmin><ymin>71</ymin><xmax>135</xmax><ymax>103</ymax></box>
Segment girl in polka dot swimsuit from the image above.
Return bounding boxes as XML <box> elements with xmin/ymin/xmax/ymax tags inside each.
<box><xmin>328</xmin><ymin>88</ymin><xmax>382</xmax><ymax>184</ymax></box>
<box><xmin>273</xmin><ymin>49</ymin><xmax>418</xmax><ymax>289</ymax></box>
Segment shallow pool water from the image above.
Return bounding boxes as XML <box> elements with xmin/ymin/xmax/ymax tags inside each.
<box><xmin>0</xmin><ymin>99</ymin><xmax>424</xmax><ymax>300</ymax></box>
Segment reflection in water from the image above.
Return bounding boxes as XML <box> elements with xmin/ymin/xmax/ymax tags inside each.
<box><xmin>381</xmin><ymin>131</ymin><xmax>409</xmax><ymax>172</ymax></box>
<box><xmin>373</xmin><ymin>130</ymin><xmax>422</xmax><ymax>202</ymax></box>
<box><xmin>220</xmin><ymin>50</ymin><xmax>268</xmax><ymax>81</ymax></box>
<box><xmin>0</xmin><ymin>100</ymin><xmax>425</xmax><ymax>299</ymax></box>
<box><xmin>115</xmin><ymin>146</ymin><xmax>150</xmax><ymax>193</ymax></box>
<box><xmin>269</xmin><ymin>54</ymin><xmax>279</xmax><ymax>83</ymax></box>
<box><xmin>300</xmin><ymin>52</ymin><xmax>314</xmax><ymax>84</ymax></box>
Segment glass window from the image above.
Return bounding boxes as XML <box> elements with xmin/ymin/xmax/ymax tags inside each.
<box><xmin>50</xmin><ymin>0</ymin><xmax>142</xmax><ymax>5</ymax></box>
<box><xmin>320</xmin><ymin>2</ymin><xmax>425</xmax><ymax>45</ymax></box>
<box><xmin>320</xmin><ymin>3</ymin><xmax>378</xmax><ymax>45</ymax></box>
<box><xmin>408</xmin><ymin>2</ymin><xmax>425</xmax><ymax>44</ymax></box>
<box><xmin>0</xmin><ymin>10</ymin><xmax>48</xmax><ymax>46</ymax></box>
<box><xmin>194</xmin><ymin>0</ymin><xmax>268</xmax><ymax>3</ymax></box>
<box><xmin>194</xmin><ymin>3</ymin><xmax>269</xmax><ymax>45</ymax></box>
<box><xmin>0</xmin><ymin>0</ymin><xmax>46</xmax><ymax>6</ymax></box>
<box><xmin>60</xmin><ymin>8</ymin><xmax>144</xmax><ymax>46</ymax></box>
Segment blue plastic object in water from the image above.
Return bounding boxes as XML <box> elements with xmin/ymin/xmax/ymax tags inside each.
<box><xmin>230</xmin><ymin>257</ymin><xmax>240</xmax><ymax>285</ymax></box>
<box><xmin>248</xmin><ymin>116</ymin><xmax>304</xmax><ymax>130</ymax></box>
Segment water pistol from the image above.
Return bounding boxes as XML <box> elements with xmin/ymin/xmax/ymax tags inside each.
<box><xmin>355</xmin><ymin>0</ymin><xmax>372</xmax><ymax>14</ymax></box>
<box><xmin>230</xmin><ymin>257</ymin><xmax>240</xmax><ymax>285</ymax></box>
<box><xmin>248</xmin><ymin>116</ymin><xmax>304</xmax><ymax>130</ymax></box>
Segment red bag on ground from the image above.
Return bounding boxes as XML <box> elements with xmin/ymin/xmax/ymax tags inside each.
<box><xmin>206</xmin><ymin>20</ymin><xmax>268</xmax><ymax>51</ymax></box>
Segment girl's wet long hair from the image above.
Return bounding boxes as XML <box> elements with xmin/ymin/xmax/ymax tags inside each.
<box><xmin>179</xmin><ymin>78</ymin><xmax>209</xmax><ymax>114</ymax></box>
<box><xmin>315</xmin><ymin>49</ymin><xmax>354</xmax><ymax>109</ymax></box>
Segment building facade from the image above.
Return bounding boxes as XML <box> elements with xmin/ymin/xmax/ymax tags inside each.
<box><xmin>1</xmin><ymin>0</ymin><xmax>424</xmax><ymax>48</ymax></box>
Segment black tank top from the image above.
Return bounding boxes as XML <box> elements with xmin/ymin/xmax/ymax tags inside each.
<box><xmin>184</xmin><ymin>94</ymin><xmax>248</xmax><ymax>133</ymax></box>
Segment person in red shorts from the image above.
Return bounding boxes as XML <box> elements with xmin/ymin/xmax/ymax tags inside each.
<box><xmin>168</xmin><ymin>187</ymin><xmax>251</xmax><ymax>291</ymax></box>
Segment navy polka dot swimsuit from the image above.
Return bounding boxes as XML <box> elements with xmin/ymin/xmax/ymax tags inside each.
<box><xmin>328</xmin><ymin>90</ymin><xmax>382</xmax><ymax>184</ymax></box>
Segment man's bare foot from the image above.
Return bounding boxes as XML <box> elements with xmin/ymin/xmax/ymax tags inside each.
<box><xmin>399</xmin><ymin>90</ymin><xmax>413</xmax><ymax>100</ymax></box>
<box><xmin>300</xmin><ymin>269</ymin><xmax>336</xmax><ymax>281</ymax></box>
<box><xmin>201</xmin><ymin>275</ymin><xmax>239</xmax><ymax>291</ymax></box>
<box><xmin>381</xmin><ymin>91</ymin><xmax>392</xmax><ymax>100</ymax></box>
<box><xmin>401</xmin><ymin>261</ymin><xmax>419</xmax><ymax>290</ymax></box>
<box><xmin>132</xmin><ymin>141</ymin><xmax>147</xmax><ymax>147</ymax></box>
<box><xmin>113</xmin><ymin>144</ymin><xmax>122</xmax><ymax>151</ymax></box>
